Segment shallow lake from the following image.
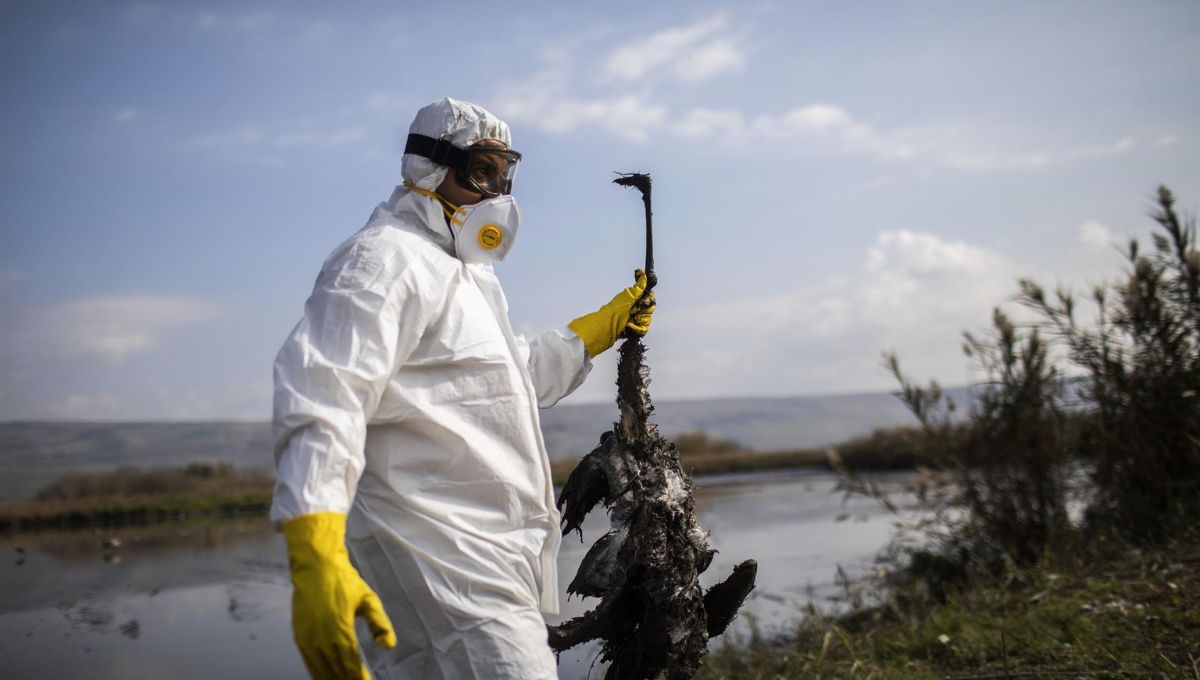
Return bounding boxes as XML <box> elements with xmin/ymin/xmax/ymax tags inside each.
<box><xmin>0</xmin><ymin>468</ymin><xmax>914</xmax><ymax>679</ymax></box>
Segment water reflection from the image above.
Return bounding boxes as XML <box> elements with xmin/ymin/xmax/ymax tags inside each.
<box><xmin>0</xmin><ymin>469</ymin><xmax>913</xmax><ymax>679</ymax></box>
<box><xmin>0</xmin><ymin>517</ymin><xmax>298</xmax><ymax>679</ymax></box>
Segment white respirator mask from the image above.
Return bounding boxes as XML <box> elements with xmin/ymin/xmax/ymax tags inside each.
<box><xmin>449</xmin><ymin>194</ymin><xmax>521</xmax><ymax>264</ymax></box>
<box><xmin>404</xmin><ymin>183</ymin><xmax>522</xmax><ymax>264</ymax></box>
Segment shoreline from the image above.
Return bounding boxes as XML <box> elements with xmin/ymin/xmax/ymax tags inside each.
<box><xmin>0</xmin><ymin>493</ymin><xmax>274</xmax><ymax>533</ymax></box>
<box><xmin>2</xmin><ymin>450</ymin><xmax>908</xmax><ymax>533</ymax></box>
<box><xmin>551</xmin><ymin>443</ymin><xmax>917</xmax><ymax>486</ymax></box>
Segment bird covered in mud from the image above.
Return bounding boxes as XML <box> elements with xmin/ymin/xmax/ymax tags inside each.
<box><xmin>547</xmin><ymin>174</ymin><xmax>757</xmax><ymax>680</ymax></box>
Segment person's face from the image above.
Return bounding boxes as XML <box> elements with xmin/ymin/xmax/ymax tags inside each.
<box><xmin>435</xmin><ymin>139</ymin><xmax>510</xmax><ymax>207</ymax></box>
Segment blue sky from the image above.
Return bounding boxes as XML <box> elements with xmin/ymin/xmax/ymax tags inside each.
<box><xmin>1</xmin><ymin>0</ymin><xmax>1197</xmax><ymax>420</ymax></box>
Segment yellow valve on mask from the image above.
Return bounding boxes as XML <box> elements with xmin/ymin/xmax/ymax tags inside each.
<box><xmin>568</xmin><ymin>269</ymin><xmax>656</xmax><ymax>358</ymax></box>
<box><xmin>283</xmin><ymin>512</ymin><xmax>396</xmax><ymax>680</ymax></box>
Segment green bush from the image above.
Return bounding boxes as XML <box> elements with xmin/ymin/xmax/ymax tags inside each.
<box><xmin>833</xmin><ymin>425</ymin><xmax>931</xmax><ymax>470</ymax></box>
<box><xmin>874</xmin><ymin>307</ymin><xmax>1074</xmax><ymax>571</ymax></box>
<box><xmin>673</xmin><ymin>431</ymin><xmax>742</xmax><ymax>457</ymax></box>
<box><xmin>1018</xmin><ymin>186</ymin><xmax>1200</xmax><ymax>543</ymax></box>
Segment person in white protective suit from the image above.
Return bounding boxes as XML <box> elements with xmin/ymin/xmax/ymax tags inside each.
<box><xmin>270</xmin><ymin>97</ymin><xmax>655</xmax><ymax>680</ymax></box>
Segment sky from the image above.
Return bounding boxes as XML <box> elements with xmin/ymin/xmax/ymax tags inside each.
<box><xmin>1</xmin><ymin>0</ymin><xmax>1197</xmax><ymax>421</ymax></box>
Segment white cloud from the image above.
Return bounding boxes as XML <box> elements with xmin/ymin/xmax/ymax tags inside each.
<box><xmin>865</xmin><ymin>230</ymin><xmax>998</xmax><ymax>277</ymax></box>
<box><xmin>672</xmin><ymin>105</ymin><xmax>1144</xmax><ymax>170</ymax></box>
<box><xmin>938</xmin><ymin>137</ymin><xmax>1138</xmax><ymax>171</ymax></box>
<box><xmin>501</xmin><ymin>17</ymin><xmax>915</xmax><ymax>154</ymax></box>
<box><xmin>602</xmin><ymin>14</ymin><xmax>744</xmax><ymax>84</ymax></box>
<box><xmin>493</xmin><ymin>68</ymin><xmax>668</xmax><ymax>142</ymax></box>
<box><xmin>114</xmin><ymin>108</ymin><xmax>140</xmax><ymax>124</ymax></box>
<box><xmin>681</xmin><ymin>38</ymin><xmax>745</xmax><ymax>82</ymax></box>
<box><xmin>492</xmin><ymin>17</ymin><xmax>1143</xmax><ymax>172</ymax></box>
<box><xmin>1077</xmin><ymin>220</ymin><xmax>1113</xmax><ymax>249</ymax></box>
<box><xmin>1062</xmin><ymin>137</ymin><xmax>1137</xmax><ymax>161</ymax></box>
<box><xmin>1</xmin><ymin>295</ymin><xmax>221</xmax><ymax>366</ymax></box>
<box><xmin>898</xmin><ymin>132</ymin><xmax>1141</xmax><ymax>172</ymax></box>
<box><xmin>770</xmin><ymin>105</ymin><xmax>917</xmax><ymax>159</ymax></box>
<box><xmin>779</xmin><ymin>104</ymin><xmax>853</xmax><ymax>131</ymax></box>
<box><xmin>674</xmin><ymin>108</ymin><xmax>746</xmax><ymax>138</ymax></box>
<box><xmin>1155</xmin><ymin>134</ymin><xmax>1179</xmax><ymax>147</ymax></box>
<box><xmin>646</xmin><ymin>231</ymin><xmax>1019</xmax><ymax>398</ymax></box>
<box><xmin>493</xmin><ymin>14</ymin><xmax>743</xmax><ymax>141</ymax></box>
<box><xmin>509</xmin><ymin>93</ymin><xmax>667</xmax><ymax>142</ymax></box>
<box><xmin>0</xmin><ymin>269</ymin><xmax>23</xmax><ymax>289</ymax></box>
<box><xmin>672</xmin><ymin>104</ymin><xmax>920</xmax><ymax>161</ymax></box>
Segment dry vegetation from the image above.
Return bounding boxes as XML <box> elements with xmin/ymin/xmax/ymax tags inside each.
<box><xmin>0</xmin><ymin>462</ymin><xmax>275</xmax><ymax>531</ymax></box>
<box><xmin>551</xmin><ymin>426</ymin><xmax>941</xmax><ymax>486</ymax></box>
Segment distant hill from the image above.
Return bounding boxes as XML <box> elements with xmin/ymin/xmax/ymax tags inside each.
<box><xmin>538</xmin><ymin>390</ymin><xmax>943</xmax><ymax>456</ymax></box>
<box><xmin>0</xmin><ymin>388</ymin><xmax>971</xmax><ymax>502</ymax></box>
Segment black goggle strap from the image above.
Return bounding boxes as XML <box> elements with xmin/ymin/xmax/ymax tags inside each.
<box><xmin>406</xmin><ymin>133</ymin><xmax>521</xmax><ymax>197</ymax></box>
<box><xmin>405</xmin><ymin>134</ymin><xmax>473</xmax><ymax>173</ymax></box>
<box><xmin>405</xmin><ymin>134</ymin><xmax>521</xmax><ymax>170</ymax></box>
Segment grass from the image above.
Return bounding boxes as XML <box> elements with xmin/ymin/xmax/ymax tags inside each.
<box><xmin>0</xmin><ymin>462</ymin><xmax>275</xmax><ymax>531</ymax></box>
<box><xmin>698</xmin><ymin>539</ymin><xmax>1200</xmax><ymax>679</ymax></box>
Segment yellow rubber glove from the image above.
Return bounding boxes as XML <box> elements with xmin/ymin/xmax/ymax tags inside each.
<box><xmin>283</xmin><ymin>512</ymin><xmax>396</xmax><ymax>680</ymax></box>
<box><xmin>568</xmin><ymin>269</ymin><xmax>656</xmax><ymax>358</ymax></box>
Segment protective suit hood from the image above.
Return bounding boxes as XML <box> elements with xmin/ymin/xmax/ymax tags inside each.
<box><xmin>386</xmin><ymin>185</ymin><xmax>454</xmax><ymax>254</ymax></box>
<box><xmin>390</xmin><ymin>98</ymin><xmax>514</xmax><ymax>257</ymax></box>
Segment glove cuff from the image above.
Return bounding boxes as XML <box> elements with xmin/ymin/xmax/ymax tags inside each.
<box><xmin>568</xmin><ymin>314</ymin><xmax>615</xmax><ymax>358</ymax></box>
<box><xmin>283</xmin><ymin>512</ymin><xmax>349</xmax><ymax>572</ymax></box>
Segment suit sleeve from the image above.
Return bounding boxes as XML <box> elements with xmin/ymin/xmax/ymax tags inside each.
<box><xmin>527</xmin><ymin>327</ymin><xmax>593</xmax><ymax>408</ymax></box>
<box><xmin>269</xmin><ymin>246</ymin><xmax>427</xmax><ymax>524</ymax></box>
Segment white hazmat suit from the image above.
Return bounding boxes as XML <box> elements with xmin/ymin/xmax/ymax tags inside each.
<box><xmin>271</xmin><ymin>98</ymin><xmax>590</xmax><ymax>679</ymax></box>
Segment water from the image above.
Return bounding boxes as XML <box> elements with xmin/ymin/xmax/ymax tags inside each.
<box><xmin>0</xmin><ymin>468</ymin><xmax>914</xmax><ymax>679</ymax></box>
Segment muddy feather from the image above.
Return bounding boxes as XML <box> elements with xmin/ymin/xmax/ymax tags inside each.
<box><xmin>547</xmin><ymin>173</ymin><xmax>756</xmax><ymax>679</ymax></box>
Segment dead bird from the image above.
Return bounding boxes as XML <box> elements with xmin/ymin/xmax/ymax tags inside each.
<box><xmin>546</xmin><ymin>174</ymin><xmax>756</xmax><ymax>680</ymax></box>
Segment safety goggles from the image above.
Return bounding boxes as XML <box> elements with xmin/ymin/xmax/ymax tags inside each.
<box><xmin>404</xmin><ymin>134</ymin><xmax>522</xmax><ymax>198</ymax></box>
